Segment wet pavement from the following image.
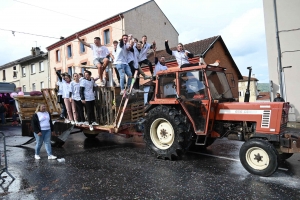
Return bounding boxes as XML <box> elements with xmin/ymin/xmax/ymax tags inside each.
<box><xmin>0</xmin><ymin>124</ymin><xmax>300</xmax><ymax>199</ymax></box>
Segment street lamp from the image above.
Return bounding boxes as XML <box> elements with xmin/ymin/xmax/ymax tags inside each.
<box><xmin>282</xmin><ymin>66</ymin><xmax>292</xmax><ymax>101</ymax></box>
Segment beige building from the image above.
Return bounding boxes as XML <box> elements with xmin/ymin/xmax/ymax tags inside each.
<box><xmin>0</xmin><ymin>47</ymin><xmax>49</xmax><ymax>92</ymax></box>
<box><xmin>46</xmin><ymin>0</ymin><xmax>178</xmax><ymax>87</ymax></box>
<box><xmin>263</xmin><ymin>0</ymin><xmax>300</xmax><ymax>121</ymax></box>
<box><xmin>238</xmin><ymin>76</ymin><xmax>259</xmax><ymax>102</ymax></box>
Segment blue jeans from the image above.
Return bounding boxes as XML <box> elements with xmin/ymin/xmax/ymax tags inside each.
<box><xmin>34</xmin><ymin>129</ymin><xmax>52</xmax><ymax>156</ymax></box>
<box><xmin>116</xmin><ymin>64</ymin><xmax>132</xmax><ymax>90</ymax></box>
<box><xmin>0</xmin><ymin>113</ymin><xmax>4</xmax><ymax>124</ymax></box>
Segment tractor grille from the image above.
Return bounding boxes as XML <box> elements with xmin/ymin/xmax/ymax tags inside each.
<box><xmin>261</xmin><ymin>110</ymin><xmax>271</xmax><ymax>128</ymax></box>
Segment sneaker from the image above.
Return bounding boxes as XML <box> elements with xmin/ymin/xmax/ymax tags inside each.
<box><xmin>48</xmin><ymin>155</ymin><xmax>57</xmax><ymax>160</ymax></box>
<box><xmin>35</xmin><ymin>155</ymin><xmax>41</xmax><ymax>160</ymax></box>
<box><xmin>89</xmin><ymin>125</ymin><xmax>94</xmax><ymax>131</ymax></box>
<box><xmin>84</xmin><ymin>121</ymin><xmax>89</xmax><ymax>125</ymax></box>
<box><xmin>71</xmin><ymin>121</ymin><xmax>75</xmax><ymax>125</ymax></box>
<box><xmin>99</xmin><ymin>80</ymin><xmax>106</xmax><ymax>87</ymax></box>
<box><xmin>65</xmin><ymin>119</ymin><xmax>71</xmax><ymax>123</ymax></box>
<box><xmin>91</xmin><ymin>122</ymin><xmax>99</xmax><ymax>125</ymax></box>
<box><xmin>132</xmin><ymin>88</ymin><xmax>143</xmax><ymax>93</ymax></box>
<box><xmin>77</xmin><ymin>122</ymin><xmax>83</xmax><ymax>126</ymax></box>
<box><xmin>120</xmin><ymin>90</ymin><xmax>127</xmax><ymax>95</ymax></box>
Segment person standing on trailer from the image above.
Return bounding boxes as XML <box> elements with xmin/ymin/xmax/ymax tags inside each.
<box><xmin>165</xmin><ymin>40</ymin><xmax>198</xmax><ymax>68</ymax></box>
<box><xmin>114</xmin><ymin>34</ymin><xmax>134</xmax><ymax>95</ymax></box>
<box><xmin>63</xmin><ymin>74</ymin><xmax>77</xmax><ymax>125</ymax></box>
<box><xmin>80</xmin><ymin>70</ymin><xmax>99</xmax><ymax>131</ymax></box>
<box><xmin>109</xmin><ymin>40</ymin><xmax>120</xmax><ymax>86</ymax></box>
<box><xmin>54</xmin><ymin>68</ymin><xmax>67</xmax><ymax>120</ymax></box>
<box><xmin>76</xmin><ymin>34</ymin><xmax>110</xmax><ymax>86</ymax></box>
<box><xmin>133</xmin><ymin>41</ymin><xmax>152</xmax><ymax>80</ymax></box>
<box><xmin>31</xmin><ymin>104</ymin><xmax>57</xmax><ymax>160</ymax></box>
<box><xmin>144</xmin><ymin>47</ymin><xmax>168</xmax><ymax>105</ymax></box>
<box><xmin>69</xmin><ymin>73</ymin><xmax>83</xmax><ymax>125</ymax></box>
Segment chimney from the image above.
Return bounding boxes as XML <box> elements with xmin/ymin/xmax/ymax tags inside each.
<box><xmin>31</xmin><ymin>47</ymin><xmax>35</xmax><ymax>56</ymax></box>
<box><xmin>252</xmin><ymin>74</ymin><xmax>255</xmax><ymax>78</ymax></box>
<box><xmin>35</xmin><ymin>47</ymin><xmax>41</xmax><ymax>55</ymax></box>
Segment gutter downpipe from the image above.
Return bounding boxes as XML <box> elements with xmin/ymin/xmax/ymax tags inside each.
<box><xmin>273</xmin><ymin>0</ymin><xmax>284</xmax><ymax>98</ymax></box>
<box><xmin>119</xmin><ymin>14</ymin><xmax>124</xmax><ymax>34</ymax></box>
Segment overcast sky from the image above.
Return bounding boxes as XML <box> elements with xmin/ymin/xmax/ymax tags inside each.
<box><xmin>0</xmin><ymin>0</ymin><xmax>269</xmax><ymax>82</ymax></box>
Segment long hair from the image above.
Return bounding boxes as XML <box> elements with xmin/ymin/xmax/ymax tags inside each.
<box><xmin>35</xmin><ymin>103</ymin><xmax>46</xmax><ymax>113</ymax></box>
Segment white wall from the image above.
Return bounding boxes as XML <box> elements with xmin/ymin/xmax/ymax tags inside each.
<box><xmin>263</xmin><ymin>0</ymin><xmax>300</xmax><ymax>121</ymax></box>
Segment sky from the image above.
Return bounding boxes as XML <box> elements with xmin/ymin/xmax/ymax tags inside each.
<box><xmin>0</xmin><ymin>0</ymin><xmax>269</xmax><ymax>82</ymax></box>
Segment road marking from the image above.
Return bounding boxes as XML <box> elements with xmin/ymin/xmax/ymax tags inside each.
<box><xmin>188</xmin><ymin>151</ymin><xmax>289</xmax><ymax>171</ymax></box>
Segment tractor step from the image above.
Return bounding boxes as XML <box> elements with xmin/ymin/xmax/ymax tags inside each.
<box><xmin>195</xmin><ymin>135</ymin><xmax>207</xmax><ymax>145</ymax></box>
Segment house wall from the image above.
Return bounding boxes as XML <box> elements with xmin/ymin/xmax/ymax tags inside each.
<box><xmin>263</xmin><ymin>0</ymin><xmax>300</xmax><ymax>121</ymax></box>
<box><xmin>49</xmin><ymin>20</ymin><xmax>123</xmax><ymax>87</ymax></box>
<box><xmin>204</xmin><ymin>40</ymin><xmax>240</xmax><ymax>99</ymax></box>
<box><xmin>238</xmin><ymin>80</ymin><xmax>258</xmax><ymax>102</ymax></box>
<box><xmin>0</xmin><ymin>57</ymin><xmax>49</xmax><ymax>92</ymax></box>
<box><xmin>123</xmin><ymin>0</ymin><xmax>178</xmax><ymax>51</ymax></box>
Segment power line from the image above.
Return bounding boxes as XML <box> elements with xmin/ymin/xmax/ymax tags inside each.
<box><xmin>0</xmin><ymin>28</ymin><xmax>61</xmax><ymax>39</ymax></box>
<box><xmin>279</xmin><ymin>28</ymin><xmax>300</xmax><ymax>33</ymax></box>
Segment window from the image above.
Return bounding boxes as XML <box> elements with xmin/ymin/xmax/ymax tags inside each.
<box><xmin>23</xmin><ymin>85</ymin><xmax>26</xmax><ymax>92</ymax></box>
<box><xmin>40</xmin><ymin>81</ymin><xmax>44</xmax><ymax>89</ymax></box>
<box><xmin>68</xmin><ymin>67</ymin><xmax>72</xmax><ymax>76</ymax></box>
<box><xmin>56</xmin><ymin>50</ymin><xmax>61</xmax><ymax>62</ymax></box>
<box><xmin>67</xmin><ymin>45</ymin><xmax>72</xmax><ymax>58</ymax></box>
<box><xmin>22</xmin><ymin>67</ymin><xmax>26</xmax><ymax>77</ymax></box>
<box><xmin>239</xmin><ymin>91</ymin><xmax>244</xmax><ymax>97</ymax></box>
<box><xmin>13</xmin><ymin>71</ymin><xmax>17</xmax><ymax>78</ymax></box>
<box><xmin>31</xmin><ymin>64</ymin><xmax>35</xmax><ymax>74</ymax></box>
<box><xmin>32</xmin><ymin>83</ymin><xmax>36</xmax><ymax>91</ymax></box>
<box><xmin>80</xmin><ymin>39</ymin><xmax>85</xmax><ymax>53</ymax></box>
<box><xmin>81</xmin><ymin>62</ymin><xmax>87</xmax><ymax>74</ymax></box>
<box><xmin>2</xmin><ymin>70</ymin><xmax>6</xmax><ymax>80</ymax></box>
<box><xmin>39</xmin><ymin>61</ymin><xmax>44</xmax><ymax>72</ymax></box>
<box><xmin>13</xmin><ymin>66</ymin><xmax>16</xmax><ymax>70</ymax></box>
<box><xmin>104</xmin><ymin>29</ymin><xmax>110</xmax><ymax>45</ymax></box>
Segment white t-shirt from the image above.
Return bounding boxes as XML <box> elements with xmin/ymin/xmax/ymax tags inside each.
<box><xmin>172</xmin><ymin>50</ymin><xmax>190</xmax><ymax>66</ymax></box>
<box><xmin>115</xmin><ymin>43</ymin><xmax>131</xmax><ymax>65</ymax></box>
<box><xmin>154</xmin><ymin>62</ymin><xmax>168</xmax><ymax>76</ymax></box>
<box><xmin>56</xmin><ymin>81</ymin><xmax>63</xmax><ymax>95</ymax></box>
<box><xmin>90</xmin><ymin>44</ymin><xmax>110</xmax><ymax>59</ymax></box>
<box><xmin>62</xmin><ymin>81</ymin><xmax>71</xmax><ymax>99</ymax></box>
<box><xmin>37</xmin><ymin>112</ymin><xmax>50</xmax><ymax>130</ymax></box>
<box><xmin>139</xmin><ymin>43</ymin><xmax>152</xmax><ymax>61</ymax></box>
<box><xmin>127</xmin><ymin>43</ymin><xmax>134</xmax><ymax>63</ymax></box>
<box><xmin>80</xmin><ymin>79</ymin><xmax>97</xmax><ymax>101</ymax></box>
<box><xmin>112</xmin><ymin>49</ymin><xmax>117</xmax><ymax>64</ymax></box>
<box><xmin>133</xmin><ymin>46</ymin><xmax>142</xmax><ymax>69</ymax></box>
<box><xmin>70</xmin><ymin>81</ymin><xmax>81</xmax><ymax>101</ymax></box>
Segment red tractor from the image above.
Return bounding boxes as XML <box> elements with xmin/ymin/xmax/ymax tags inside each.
<box><xmin>142</xmin><ymin>64</ymin><xmax>298</xmax><ymax>176</ymax></box>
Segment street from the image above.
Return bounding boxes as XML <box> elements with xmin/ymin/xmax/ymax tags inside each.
<box><xmin>1</xmin><ymin>124</ymin><xmax>300</xmax><ymax>200</ymax></box>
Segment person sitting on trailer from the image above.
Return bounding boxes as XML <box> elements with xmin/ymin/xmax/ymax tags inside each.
<box><xmin>165</xmin><ymin>40</ymin><xmax>198</xmax><ymax>68</ymax></box>
<box><xmin>138</xmin><ymin>35</ymin><xmax>156</xmax><ymax>77</ymax></box>
<box><xmin>114</xmin><ymin>34</ymin><xmax>134</xmax><ymax>95</ymax></box>
<box><xmin>76</xmin><ymin>34</ymin><xmax>110</xmax><ymax>87</ymax></box>
<box><xmin>143</xmin><ymin>47</ymin><xmax>168</xmax><ymax>105</ymax></box>
<box><xmin>80</xmin><ymin>70</ymin><xmax>99</xmax><ymax>131</ymax></box>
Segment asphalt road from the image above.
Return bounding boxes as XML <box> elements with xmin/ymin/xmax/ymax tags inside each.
<box><xmin>0</xmin><ymin>124</ymin><xmax>300</xmax><ymax>199</ymax></box>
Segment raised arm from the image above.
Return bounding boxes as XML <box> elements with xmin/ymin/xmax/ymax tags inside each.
<box><xmin>165</xmin><ymin>40</ymin><xmax>172</xmax><ymax>55</ymax></box>
<box><xmin>76</xmin><ymin>33</ymin><xmax>91</xmax><ymax>48</ymax></box>
<box><xmin>54</xmin><ymin>67</ymin><xmax>62</xmax><ymax>82</ymax></box>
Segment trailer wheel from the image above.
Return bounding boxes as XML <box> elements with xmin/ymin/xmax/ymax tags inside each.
<box><xmin>82</xmin><ymin>129</ymin><xmax>99</xmax><ymax>138</ymax></box>
<box><xmin>143</xmin><ymin>106</ymin><xmax>191</xmax><ymax>160</ymax></box>
<box><xmin>239</xmin><ymin>139</ymin><xmax>279</xmax><ymax>177</ymax></box>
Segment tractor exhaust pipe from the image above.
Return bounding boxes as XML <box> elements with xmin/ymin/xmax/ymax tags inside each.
<box><xmin>244</xmin><ymin>66</ymin><xmax>252</xmax><ymax>102</ymax></box>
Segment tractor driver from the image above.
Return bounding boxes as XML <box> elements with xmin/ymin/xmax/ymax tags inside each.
<box><xmin>180</xmin><ymin>72</ymin><xmax>205</xmax><ymax>99</ymax></box>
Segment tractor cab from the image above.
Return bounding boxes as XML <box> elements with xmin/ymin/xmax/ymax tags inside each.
<box><xmin>150</xmin><ymin>65</ymin><xmax>234</xmax><ymax>135</ymax></box>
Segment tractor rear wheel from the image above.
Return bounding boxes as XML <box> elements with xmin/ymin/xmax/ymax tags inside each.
<box><xmin>143</xmin><ymin>106</ymin><xmax>191</xmax><ymax>160</ymax></box>
<box><xmin>239</xmin><ymin>139</ymin><xmax>279</xmax><ymax>177</ymax></box>
<box><xmin>83</xmin><ymin>130</ymin><xmax>99</xmax><ymax>138</ymax></box>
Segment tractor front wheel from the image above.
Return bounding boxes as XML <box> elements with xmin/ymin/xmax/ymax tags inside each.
<box><xmin>143</xmin><ymin>106</ymin><xmax>191</xmax><ymax>160</ymax></box>
<box><xmin>239</xmin><ymin>139</ymin><xmax>279</xmax><ymax>177</ymax></box>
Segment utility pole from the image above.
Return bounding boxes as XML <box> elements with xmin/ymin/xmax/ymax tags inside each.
<box><xmin>273</xmin><ymin>0</ymin><xmax>284</xmax><ymax>98</ymax></box>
